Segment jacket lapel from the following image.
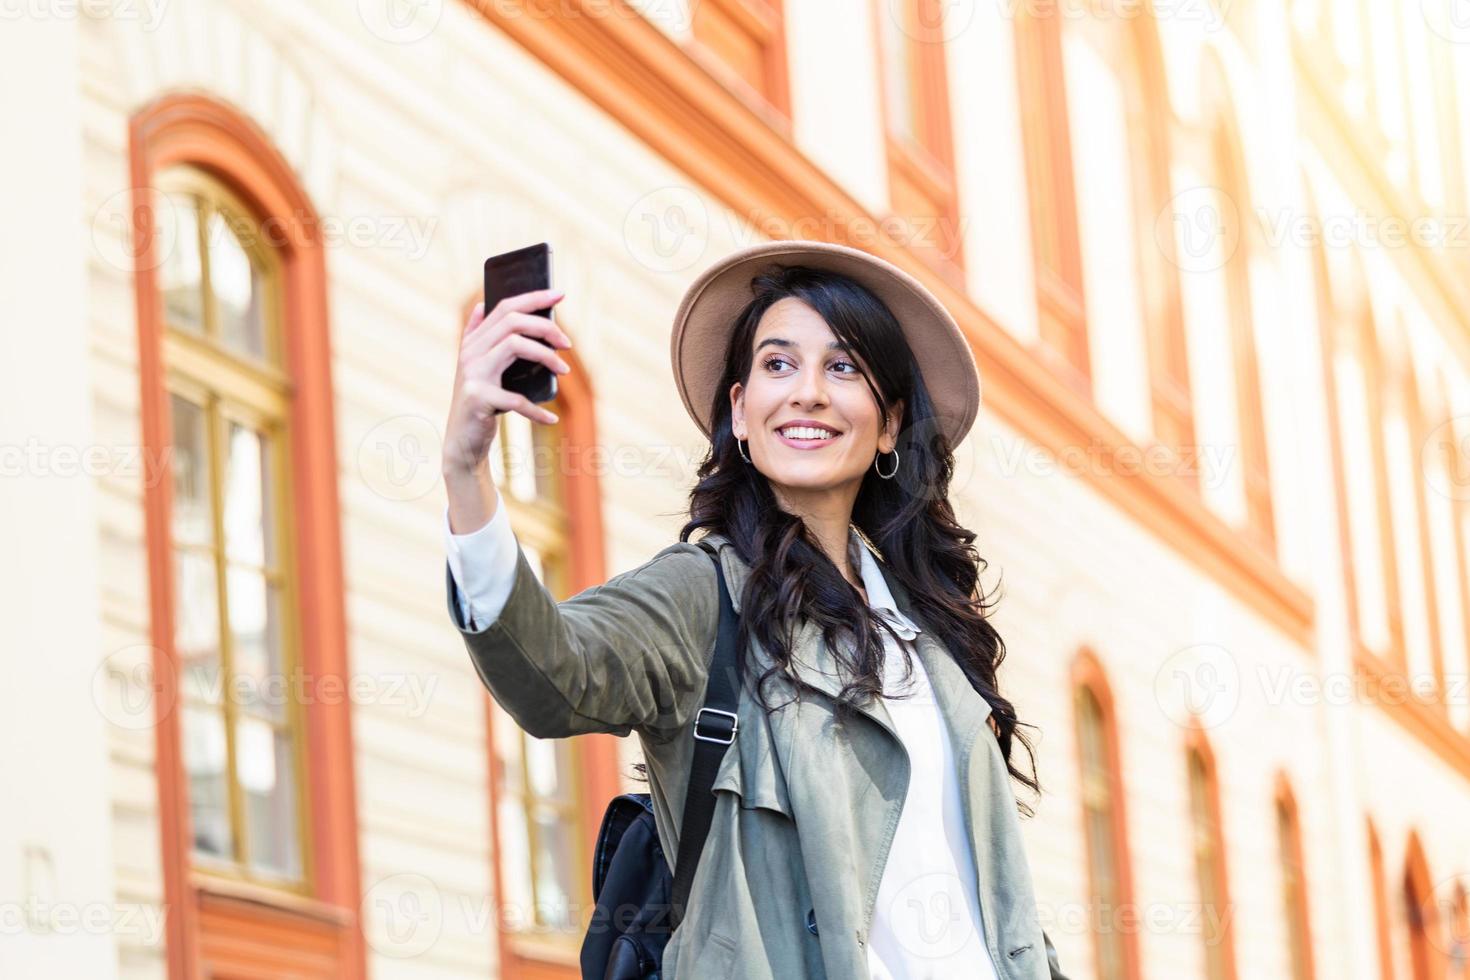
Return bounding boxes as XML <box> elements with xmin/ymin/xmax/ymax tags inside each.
<box><xmin>874</xmin><ymin>557</ymin><xmax>993</xmax><ymax>766</ymax></box>
<box><xmin>699</xmin><ymin>531</ymin><xmax>993</xmax><ymax>747</ymax></box>
<box><xmin>700</xmin><ymin>532</ymin><xmax>900</xmax><ymax>740</ymax></box>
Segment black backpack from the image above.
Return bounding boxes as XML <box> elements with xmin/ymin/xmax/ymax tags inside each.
<box><xmin>579</xmin><ymin>541</ymin><xmax>741</xmax><ymax>980</ymax></box>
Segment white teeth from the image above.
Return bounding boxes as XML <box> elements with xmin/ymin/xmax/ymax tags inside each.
<box><xmin>779</xmin><ymin>426</ymin><xmax>837</xmax><ymax>440</ymax></box>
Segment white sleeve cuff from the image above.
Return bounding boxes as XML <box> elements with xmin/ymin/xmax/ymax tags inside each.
<box><xmin>445</xmin><ymin>503</ymin><xmax>520</xmax><ymax>629</ymax></box>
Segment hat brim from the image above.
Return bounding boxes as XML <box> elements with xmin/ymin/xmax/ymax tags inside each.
<box><xmin>669</xmin><ymin>240</ymin><xmax>981</xmax><ymax>449</ymax></box>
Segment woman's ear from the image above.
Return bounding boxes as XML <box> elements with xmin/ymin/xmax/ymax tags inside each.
<box><xmin>729</xmin><ymin>382</ymin><xmax>745</xmax><ymax>439</ymax></box>
<box><xmin>881</xmin><ymin>398</ymin><xmax>905</xmax><ymax>451</ymax></box>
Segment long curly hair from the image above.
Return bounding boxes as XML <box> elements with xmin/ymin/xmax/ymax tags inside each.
<box><xmin>672</xmin><ymin>262</ymin><xmax>1042</xmax><ymax>815</ymax></box>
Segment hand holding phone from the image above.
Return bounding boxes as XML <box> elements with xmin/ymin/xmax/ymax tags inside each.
<box><xmin>443</xmin><ymin>244</ymin><xmax>571</xmax><ymax>479</ymax></box>
<box><xmin>485</xmin><ymin>243</ymin><xmax>558</xmax><ymax>405</ymax></box>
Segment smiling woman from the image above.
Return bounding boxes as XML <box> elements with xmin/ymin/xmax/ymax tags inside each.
<box><xmin>443</xmin><ymin>239</ymin><xmax>1068</xmax><ymax>978</ymax></box>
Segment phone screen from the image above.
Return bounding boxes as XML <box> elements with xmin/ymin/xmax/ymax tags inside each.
<box><xmin>484</xmin><ymin>242</ymin><xmax>557</xmax><ymax>405</ymax></box>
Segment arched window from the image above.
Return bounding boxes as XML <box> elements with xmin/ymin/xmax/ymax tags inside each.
<box><xmin>688</xmin><ymin>0</ymin><xmax>791</xmax><ymax>121</ymax></box>
<box><xmin>1072</xmin><ymin>651</ymin><xmax>1140</xmax><ymax>979</ymax></box>
<box><xmin>875</xmin><ymin>0</ymin><xmax>963</xmax><ymax>272</ymax></box>
<box><xmin>1368</xmin><ymin>819</ymin><xmax>1397</xmax><ymax>980</ymax></box>
<box><xmin>1387</xmin><ymin>314</ymin><xmax>1449</xmax><ymax>707</ymax></box>
<box><xmin>158</xmin><ymin>166</ymin><xmax>303</xmax><ymax>881</ymax></box>
<box><xmin>1404</xmin><ymin>832</ymin><xmax>1444</xmax><ymax>980</ymax></box>
<box><xmin>1273</xmin><ymin>777</ymin><xmax>1316</xmax><ymax>980</ymax></box>
<box><xmin>130</xmin><ymin>94</ymin><xmax>362</xmax><ymax>978</ymax></box>
<box><xmin>1013</xmin><ymin>0</ymin><xmax>1089</xmax><ymax>393</ymax></box>
<box><xmin>1186</xmin><ymin>731</ymin><xmax>1237</xmax><ymax>980</ymax></box>
<box><xmin>1321</xmin><ymin>248</ymin><xmax>1405</xmax><ymax>662</ymax></box>
<box><xmin>1427</xmin><ymin>364</ymin><xmax>1470</xmax><ymax>728</ymax></box>
<box><xmin>1206</xmin><ymin>104</ymin><xmax>1275</xmax><ymax>554</ymax></box>
<box><xmin>1062</xmin><ymin>6</ymin><xmax>1194</xmax><ymax>481</ymax></box>
<box><xmin>463</xmin><ymin>299</ymin><xmax>618</xmax><ymax>974</ymax></box>
<box><xmin>1449</xmin><ymin>881</ymin><xmax>1469</xmax><ymax>980</ymax></box>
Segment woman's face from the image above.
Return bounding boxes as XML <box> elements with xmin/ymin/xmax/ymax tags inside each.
<box><xmin>730</xmin><ymin>296</ymin><xmax>903</xmax><ymax>516</ymax></box>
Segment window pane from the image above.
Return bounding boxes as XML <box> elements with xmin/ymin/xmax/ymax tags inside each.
<box><xmin>497</xmin><ymin>792</ymin><xmax>534</xmax><ymax>922</ymax></box>
<box><xmin>531</xmin><ymin>803</ymin><xmax>577</xmax><ymax>930</ymax></box>
<box><xmin>881</xmin><ymin>1</ymin><xmax>917</xmax><ymax>142</ymax></box>
<box><xmin>228</xmin><ymin>566</ymin><xmax>286</xmax><ymax>722</ymax></box>
<box><xmin>161</xmin><ymin>194</ymin><xmax>204</xmax><ymax>333</ymax></box>
<box><xmin>223</xmin><ymin>421</ymin><xmax>276</xmax><ymax>568</ymax></box>
<box><xmin>170</xmin><ymin>395</ymin><xmax>213</xmax><ymax>548</ymax></box>
<box><xmin>184</xmin><ymin>704</ymin><xmax>232</xmax><ymax>859</ymax></box>
<box><xmin>525</xmin><ymin>735</ymin><xmax>575</xmax><ymax>803</ymax></box>
<box><xmin>174</xmin><ymin>549</ymin><xmax>221</xmax><ymax>706</ymax></box>
<box><xmin>531</xmin><ymin>412</ymin><xmax>559</xmax><ymax>502</ymax></box>
<box><xmin>237</xmin><ymin>716</ymin><xmax>302</xmax><ymax>878</ymax></box>
<box><xmin>208</xmin><ymin>209</ymin><xmax>266</xmax><ymax>359</ymax></box>
<box><xmin>503</xmin><ymin>413</ymin><xmax>538</xmax><ymax>502</ymax></box>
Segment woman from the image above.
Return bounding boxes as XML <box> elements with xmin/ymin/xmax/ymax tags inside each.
<box><xmin>441</xmin><ymin>240</ymin><xmax>1070</xmax><ymax>979</ymax></box>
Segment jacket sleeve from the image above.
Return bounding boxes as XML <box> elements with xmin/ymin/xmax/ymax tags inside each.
<box><xmin>444</xmin><ymin>537</ymin><xmax>720</xmax><ymax>743</ymax></box>
<box><xmin>1043</xmin><ymin>928</ymin><xmax>1070</xmax><ymax>980</ymax></box>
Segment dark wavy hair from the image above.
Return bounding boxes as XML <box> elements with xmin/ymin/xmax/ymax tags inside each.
<box><xmin>669</xmin><ymin>262</ymin><xmax>1042</xmax><ymax>815</ymax></box>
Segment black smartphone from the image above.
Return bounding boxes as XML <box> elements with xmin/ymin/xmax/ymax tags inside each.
<box><xmin>484</xmin><ymin>242</ymin><xmax>557</xmax><ymax>405</ymax></box>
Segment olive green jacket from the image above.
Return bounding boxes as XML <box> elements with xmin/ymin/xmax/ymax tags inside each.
<box><xmin>445</xmin><ymin>528</ymin><xmax>1071</xmax><ymax>979</ymax></box>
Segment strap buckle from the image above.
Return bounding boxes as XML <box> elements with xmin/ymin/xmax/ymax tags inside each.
<box><xmin>693</xmin><ymin>707</ymin><xmax>739</xmax><ymax>744</ymax></box>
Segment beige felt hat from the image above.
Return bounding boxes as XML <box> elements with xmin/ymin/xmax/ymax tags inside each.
<box><xmin>669</xmin><ymin>240</ymin><xmax>981</xmax><ymax>448</ymax></box>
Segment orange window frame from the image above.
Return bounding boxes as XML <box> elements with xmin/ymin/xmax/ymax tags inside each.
<box><xmin>1273</xmin><ymin>777</ymin><xmax>1317</xmax><ymax>980</ymax></box>
<box><xmin>1367</xmin><ymin>820</ymin><xmax>1397</xmax><ymax>980</ymax></box>
<box><xmin>1185</xmin><ymin>728</ymin><xmax>1239</xmax><ymax>980</ymax></box>
<box><xmin>1209</xmin><ymin>115</ymin><xmax>1276</xmax><ymax>556</ymax></box>
<box><xmin>456</xmin><ymin>299</ymin><xmax>619</xmax><ymax>980</ymax></box>
<box><xmin>128</xmin><ymin>93</ymin><xmax>364</xmax><ymax>980</ymax></box>
<box><xmin>1071</xmin><ymin>650</ymin><xmax>1142</xmax><ymax>980</ymax></box>
<box><xmin>686</xmin><ymin>0</ymin><xmax>792</xmax><ymax>126</ymax></box>
<box><xmin>872</xmin><ymin>0</ymin><xmax>965</xmax><ymax>279</ymax></box>
<box><xmin>1013</xmin><ymin>0</ymin><xmax>1090</xmax><ymax>394</ymax></box>
<box><xmin>1313</xmin><ymin>232</ymin><xmax>1470</xmax><ymax>776</ymax></box>
<box><xmin>1403</xmin><ymin>832</ymin><xmax>1444</xmax><ymax>980</ymax></box>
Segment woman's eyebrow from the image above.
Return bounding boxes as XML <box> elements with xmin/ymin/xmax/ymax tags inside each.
<box><xmin>755</xmin><ymin>337</ymin><xmax>848</xmax><ymax>353</ymax></box>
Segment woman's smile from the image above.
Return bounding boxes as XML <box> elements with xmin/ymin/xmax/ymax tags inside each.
<box><xmin>774</xmin><ymin>420</ymin><xmax>844</xmax><ymax>449</ymax></box>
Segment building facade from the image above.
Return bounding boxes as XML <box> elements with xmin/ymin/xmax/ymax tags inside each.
<box><xmin>2</xmin><ymin>0</ymin><xmax>1468</xmax><ymax>977</ymax></box>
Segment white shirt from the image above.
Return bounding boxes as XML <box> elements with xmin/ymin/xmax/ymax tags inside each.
<box><xmin>444</xmin><ymin>508</ymin><xmax>997</xmax><ymax>979</ymax></box>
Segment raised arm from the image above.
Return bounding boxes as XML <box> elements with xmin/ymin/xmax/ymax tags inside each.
<box><xmin>444</xmin><ymin>537</ymin><xmax>719</xmax><ymax>742</ymax></box>
<box><xmin>440</xmin><ymin>291</ymin><xmax>721</xmax><ymax>742</ymax></box>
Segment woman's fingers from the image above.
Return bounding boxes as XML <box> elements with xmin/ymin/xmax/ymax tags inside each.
<box><xmin>468</xmin><ymin>288</ymin><xmax>566</xmax><ymax>340</ymax></box>
<box><xmin>460</xmin><ymin>310</ymin><xmax>571</xmax><ymax>366</ymax></box>
<box><xmin>498</xmin><ymin>331</ymin><xmax>571</xmax><ymax>378</ymax></box>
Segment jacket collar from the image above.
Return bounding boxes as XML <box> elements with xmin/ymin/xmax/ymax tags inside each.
<box><xmin>849</xmin><ymin>529</ymin><xmax>922</xmax><ymax>641</ymax></box>
<box><xmin>697</xmin><ymin>528</ymin><xmax>991</xmax><ymax>750</ymax></box>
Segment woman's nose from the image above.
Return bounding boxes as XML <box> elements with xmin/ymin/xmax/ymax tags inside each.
<box><xmin>792</xmin><ymin>365</ymin><xmax>830</xmax><ymax>405</ymax></box>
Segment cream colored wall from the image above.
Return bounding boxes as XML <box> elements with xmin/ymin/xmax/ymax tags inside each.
<box><xmin>51</xmin><ymin>2</ymin><xmax>1470</xmax><ymax>980</ymax></box>
<box><xmin>947</xmin><ymin>4</ymin><xmax>1042</xmax><ymax>347</ymax></box>
<box><xmin>1</xmin><ymin>16</ymin><xmax>123</xmax><ymax>980</ymax></box>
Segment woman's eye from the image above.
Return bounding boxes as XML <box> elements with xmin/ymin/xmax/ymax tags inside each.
<box><xmin>762</xmin><ymin>355</ymin><xmax>858</xmax><ymax>374</ymax></box>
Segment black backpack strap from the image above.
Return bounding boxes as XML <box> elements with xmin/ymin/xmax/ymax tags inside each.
<box><xmin>668</xmin><ymin>540</ymin><xmax>740</xmax><ymax>930</ymax></box>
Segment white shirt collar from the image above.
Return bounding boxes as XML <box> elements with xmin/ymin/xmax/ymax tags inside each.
<box><xmin>849</xmin><ymin>526</ymin><xmax>923</xmax><ymax>640</ymax></box>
